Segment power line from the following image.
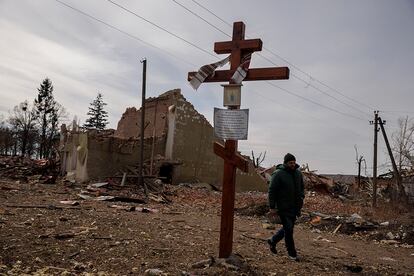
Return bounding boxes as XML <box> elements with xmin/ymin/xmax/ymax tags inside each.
<box><xmin>172</xmin><ymin>0</ymin><xmax>371</xmax><ymax>119</ymax></box>
<box><xmin>57</xmin><ymin>0</ymin><xmax>367</xmax><ymax>122</ymax></box>
<box><xmin>261</xmin><ymin>47</ymin><xmax>374</xmax><ymax>111</ymax></box>
<box><xmin>191</xmin><ymin>0</ymin><xmax>232</xmax><ymax>28</ymax></box>
<box><xmin>172</xmin><ymin>0</ymin><xmax>230</xmax><ymax>38</ymax></box>
<box><xmin>53</xmin><ymin>0</ymin><xmax>197</xmax><ymax>68</ymax></box>
<box><xmin>172</xmin><ymin>0</ymin><xmax>370</xmax><ymax>120</ymax></box>
<box><xmin>188</xmin><ymin>0</ymin><xmax>374</xmax><ymax>111</ymax></box>
<box><xmin>106</xmin><ymin>0</ymin><xmax>218</xmax><ymax>59</ymax></box>
<box><xmin>256</xmin><ymin>52</ymin><xmax>372</xmax><ymax>117</ymax></box>
<box><xmin>249</xmin><ymin>89</ymin><xmax>320</xmax><ymax>120</ymax></box>
<box><xmin>266</xmin><ymin>81</ymin><xmax>366</xmax><ymax>121</ymax></box>
<box><xmin>380</xmin><ymin>110</ymin><xmax>414</xmax><ymax>114</ymax></box>
<box><xmin>248</xmin><ymin>89</ymin><xmax>370</xmax><ymax>138</ymax></box>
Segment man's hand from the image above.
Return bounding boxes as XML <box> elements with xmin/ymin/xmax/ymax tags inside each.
<box><xmin>267</xmin><ymin>209</ymin><xmax>281</xmax><ymax>224</ymax></box>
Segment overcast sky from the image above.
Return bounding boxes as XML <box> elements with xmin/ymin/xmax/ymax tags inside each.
<box><xmin>1</xmin><ymin>0</ymin><xmax>413</xmax><ymax>174</ymax></box>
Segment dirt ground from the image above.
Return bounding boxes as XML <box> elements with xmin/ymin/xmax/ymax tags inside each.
<box><xmin>1</xmin><ymin>179</ymin><xmax>413</xmax><ymax>275</ymax></box>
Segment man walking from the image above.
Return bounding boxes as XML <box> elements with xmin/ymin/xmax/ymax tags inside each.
<box><xmin>267</xmin><ymin>153</ymin><xmax>304</xmax><ymax>261</ymax></box>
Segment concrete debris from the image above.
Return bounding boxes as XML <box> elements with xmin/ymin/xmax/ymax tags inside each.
<box><xmin>348</xmin><ymin>213</ymin><xmax>363</xmax><ymax>223</ymax></box>
<box><xmin>109</xmin><ymin>205</ymin><xmax>136</xmax><ymax>212</ymax></box>
<box><xmin>0</xmin><ymin>156</ymin><xmax>59</xmax><ymax>183</ymax></box>
<box><xmin>191</xmin><ymin>257</ymin><xmax>215</xmax><ymax>269</ymax></box>
<box><xmin>380</xmin><ymin>239</ymin><xmax>400</xmax><ymax>245</ymax></box>
<box><xmin>386</xmin><ymin>232</ymin><xmax>396</xmax><ymax>240</ymax></box>
<box><xmin>59</xmin><ymin>200</ymin><xmax>80</xmax><ymax>206</ymax></box>
<box><xmin>88</xmin><ymin>182</ymin><xmax>109</xmax><ymax>188</ymax></box>
<box><xmin>380</xmin><ymin>257</ymin><xmax>396</xmax><ymax>262</ymax></box>
<box><xmin>262</xmin><ymin>223</ymin><xmax>276</xmax><ymax>230</ymax></box>
<box><xmin>380</xmin><ymin>221</ymin><xmax>390</xmax><ymax>227</ymax></box>
<box><xmin>309</xmin><ymin>212</ymin><xmax>378</xmax><ymax>234</ymax></box>
<box><xmin>64</xmin><ymin>171</ymin><xmax>76</xmax><ymax>183</ymax></box>
<box><xmin>144</xmin><ymin>268</ymin><xmax>166</xmax><ymax>276</ymax></box>
<box><xmin>314</xmin><ymin>235</ymin><xmax>336</xmax><ymax>243</ymax></box>
<box><xmin>302</xmin><ymin>171</ymin><xmax>336</xmax><ymax>193</ymax></box>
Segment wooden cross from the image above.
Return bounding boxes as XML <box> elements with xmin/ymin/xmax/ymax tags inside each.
<box><xmin>188</xmin><ymin>22</ymin><xmax>289</xmax><ymax>82</ymax></box>
<box><xmin>188</xmin><ymin>21</ymin><xmax>289</xmax><ymax>258</ymax></box>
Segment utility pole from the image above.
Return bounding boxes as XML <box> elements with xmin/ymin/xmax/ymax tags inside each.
<box><xmin>357</xmin><ymin>156</ymin><xmax>364</xmax><ymax>188</ymax></box>
<box><xmin>140</xmin><ymin>58</ymin><xmax>148</xmax><ymax>197</ymax></box>
<box><xmin>369</xmin><ymin>111</ymin><xmax>379</xmax><ymax>207</ymax></box>
<box><xmin>378</xmin><ymin>117</ymin><xmax>403</xmax><ymax>201</ymax></box>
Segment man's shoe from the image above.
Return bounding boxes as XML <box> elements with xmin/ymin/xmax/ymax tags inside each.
<box><xmin>288</xmin><ymin>255</ymin><xmax>300</xmax><ymax>262</ymax></box>
<box><xmin>267</xmin><ymin>239</ymin><xmax>277</xmax><ymax>254</ymax></box>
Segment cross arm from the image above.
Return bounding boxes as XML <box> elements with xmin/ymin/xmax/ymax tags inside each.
<box><xmin>214</xmin><ymin>142</ymin><xmax>249</xmax><ymax>173</ymax></box>
<box><xmin>214</xmin><ymin>39</ymin><xmax>263</xmax><ymax>54</ymax></box>
<box><xmin>188</xmin><ymin>67</ymin><xmax>290</xmax><ymax>82</ymax></box>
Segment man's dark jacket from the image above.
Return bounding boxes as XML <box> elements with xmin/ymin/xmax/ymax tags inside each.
<box><xmin>268</xmin><ymin>164</ymin><xmax>305</xmax><ymax>217</ymax></box>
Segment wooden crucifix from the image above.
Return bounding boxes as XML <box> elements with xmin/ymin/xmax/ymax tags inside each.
<box><xmin>188</xmin><ymin>21</ymin><xmax>289</xmax><ymax>258</ymax></box>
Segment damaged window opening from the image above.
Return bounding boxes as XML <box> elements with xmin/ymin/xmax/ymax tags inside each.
<box><xmin>159</xmin><ymin>163</ymin><xmax>174</xmax><ymax>184</ymax></box>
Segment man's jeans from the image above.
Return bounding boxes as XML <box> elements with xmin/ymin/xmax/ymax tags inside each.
<box><xmin>270</xmin><ymin>215</ymin><xmax>297</xmax><ymax>257</ymax></box>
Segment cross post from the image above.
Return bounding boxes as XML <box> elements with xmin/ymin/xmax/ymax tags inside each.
<box><xmin>188</xmin><ymin>21</ymin><xmax>290</xmax><ymax>258</ymax></box>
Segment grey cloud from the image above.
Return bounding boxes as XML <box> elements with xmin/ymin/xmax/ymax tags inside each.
<box><xmin>1</xmin><ymin>0</ymin><xmax>413</xmax><ymax>174</ymax></box>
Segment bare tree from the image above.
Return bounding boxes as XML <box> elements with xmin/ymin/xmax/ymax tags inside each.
<box><xmin>0</xmin><ymin>117</ymin><xmax>14</xmax><ymax>155</ymax></box>
<box><xmin>392</xmin><ymin>116</ymin><xmax>414</xmax><ymax>173</ymax></box>
<box><xmin>354</xmin><ymin>145</ymin><xmax>365</xmax><ymax>188</ymax></box>
<box><xmin>251</xmin><ymin>150</ymin><xmax>266</xmax><ymax>168</ymax></box>
<box><xmin>8</xmin><ymin>101</ymin><xmax>38</xmax><ymax>157</ymax></box>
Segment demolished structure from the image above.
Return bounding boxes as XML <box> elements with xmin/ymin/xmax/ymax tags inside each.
<box><xmin>60</xmin><ymin>89</ymin><xmax>267</xmax><ymax>192</ymax></box>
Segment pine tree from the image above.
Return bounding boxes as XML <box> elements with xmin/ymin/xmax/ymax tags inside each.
<box><xmin>83</xmin><ymin>93</ymin><xmax>109</xmax><ymax>130</ymax></box>
<box><xmin>34</xmin><ymin>78</ymin><xmax>63</xmax><ymax>158</ymax></box>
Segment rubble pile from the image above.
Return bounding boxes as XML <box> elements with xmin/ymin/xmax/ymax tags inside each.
<box><xmin>0</xmin><ymin>156</ymin><xmax>58</xmax><ymax>183</ymax></box>
<box><xmin>76</xmin><ymin>181</ymin><xmax>171</xmax><ymax>204</ymax></box>
<box><xmin>109</xmin><ymin>154</ymin><xmax>180</xmax><ymax>190</ymax></box>
<box><xmin>302</xmin><ymin>171</ymin><xmax>335</xmax><ymax>193</ymax></box>
<box><xmin>257</xmin><ymin>166</ymin><xmax>353</xmax><ymax>197</ymax></box>
<box><xmin>302</xmin><ymin>171</ymin><xmax>351</xmax><ymax>196</ymax></box>
<box><xmin>308</xmin><ymin>212</ymin><xmax>377</xmax><ymax>233</ymax></box>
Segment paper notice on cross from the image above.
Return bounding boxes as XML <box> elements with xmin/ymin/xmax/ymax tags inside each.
<box><xmin>214</xmin><ymin>108</ymin><xmax>249</xmax><ymax>140</ymax></box>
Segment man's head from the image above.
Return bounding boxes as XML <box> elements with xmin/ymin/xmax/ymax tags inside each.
<box><xmin>283</xmin><ymin>153</ymin><xmax>296</xmax><ymax>170</ymax></box>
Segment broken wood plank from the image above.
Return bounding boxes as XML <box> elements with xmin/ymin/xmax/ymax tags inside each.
<box><xmin>240</xmin><ymin>233</ymin><xmax>266</xmax><ymax>241</ymax></box>
<box><xmin>5</xmin><ymin>204</ymin><xmax>64</xmax><ymax>210</ymax></box>
<box><xmin>6</xmin><ymin>204</ymin><xmax>88</xmax><ymax>210</ymax></box>
<box><xmin>333</xmin><ymin>223</ymin><xmax>342</xmax><ymax>234</ymax></box>
<box><xmin>329</xmin><ymin>246</ymin><xmax>349</xmax><ymax>255</ymax></box>
<box><xmin>110</xmin><ymin>205</ymin><xmax>136</xmax><ymax>211</ymax></box>
<box><xmin>121</xmin><ymin>172</ymin><xmax>127</xmax><ymax>186</ymax></box>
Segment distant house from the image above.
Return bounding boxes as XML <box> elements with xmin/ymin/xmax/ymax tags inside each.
<box><xmin>402</xmin><ymin>174</ymin><xmax>414</xmax><ymax>203</ymax></box>
<box><xmin>60</xmin><ymin>89</ymin><xmax>267</xmax><ymax>192</ymax></box>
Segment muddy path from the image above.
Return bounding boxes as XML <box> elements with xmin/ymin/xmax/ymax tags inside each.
<box><xmin>1</xmin><ymin>181</ymin><xmax>413</xmax><ymax>275</ymax></box>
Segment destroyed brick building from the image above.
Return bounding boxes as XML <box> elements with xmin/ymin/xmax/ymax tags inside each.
<box><xmin>60</xmin><ymin>89</ymin><xmax>266</xmax><ymax>192</ymax></box>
